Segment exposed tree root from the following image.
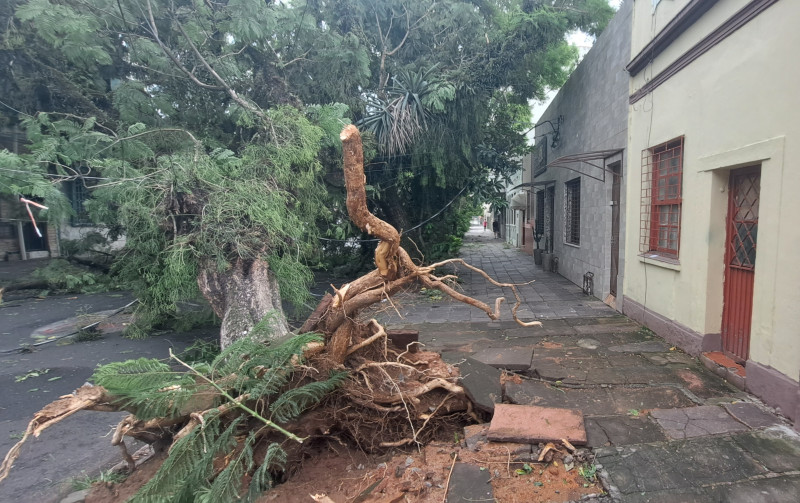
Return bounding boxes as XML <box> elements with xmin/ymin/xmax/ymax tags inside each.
<box><xmin>0</xmin><ymin>125</ymin><xmax>541</xmax><ymax>495</ymax></box>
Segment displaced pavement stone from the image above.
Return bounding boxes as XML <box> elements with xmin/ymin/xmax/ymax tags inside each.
<box><xmin>585</xmin><ymin>415</ymin><xmax>667</xmax><ymax>447</ymax></box>
<box><xmin>487</xmin><ymin>403</ymin><xmax>587</xmax><ymax>445</ymax></box>
<box><xmin>456</xmin><ymin>357</ymin><xmax>502</xmax><ymax>413</ymax></box>
<box><xmin>531</xmin><ymin>356</ymin><xmax>588</xmax><ymax>383</ymax></box>
<box><xmin>472</xmin><ymin>346</ymin><xmax>533</xmax><ymax>371</ymax></box>
<box><xmin>463</xmin><ymin>423</ymin><xmax>488</xmax><ymax>451</ymax></box>
<box><xmin>446</xmin><ymin>463</ymin><xmax>493</xmax><ymax>502</ymax></box>
<box><xmin>723</xmin><ymin>402</ymin><xmax>783</xmax><ymax>429</ymax></box>
<box><xmin>650</xmin><ymin>405</ymin><xmax>748</xmax><ymax>439</ymax></box>
<box><xmin>608</xmin><ymin>341</ymin><xmax>671</xmax><ymax>353</ymax></box>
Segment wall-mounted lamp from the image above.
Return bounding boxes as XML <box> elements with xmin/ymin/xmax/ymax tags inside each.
<box><xmin>526</xmin><ymin>115</ymin><xmax>564</xmax><ymax>149</ymax></box>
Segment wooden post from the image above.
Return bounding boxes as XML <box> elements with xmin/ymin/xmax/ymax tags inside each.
<box><xmin>16</xmin><ymin>221</ymin><xmax>27</xmax><ymax>260</ymax></box>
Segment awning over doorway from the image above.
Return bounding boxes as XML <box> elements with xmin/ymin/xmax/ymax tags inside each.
<box><xmin>509</xmin><ymin>192</ymin><xmax>527</xmax><ymax>210</ymax></box>
<box><xmin>544</xmin><ymin>148</ymin><xmax>624</xmax><ymax>182</ymax></box>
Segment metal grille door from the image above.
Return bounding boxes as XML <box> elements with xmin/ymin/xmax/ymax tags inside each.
<box><xmin>721</xmin><ymin>166</ymin><xmax>760</xmax><ymax>362</ymax></box>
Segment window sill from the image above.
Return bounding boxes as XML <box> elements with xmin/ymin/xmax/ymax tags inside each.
<box><xmin>564</xmin><ymin>242</ymin><xmax>580</xmax><ymax>249</ymax></box>
<box><xmin>639</xmin><ymin>253</ymin><xmax>681</xmax><ymax>271</ymax></box>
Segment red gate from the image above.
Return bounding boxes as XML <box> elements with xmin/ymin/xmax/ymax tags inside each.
<box><xmin>721</xmin><ymin>166</ymin><xmax>760</xmax><ymax>362</ymax></box>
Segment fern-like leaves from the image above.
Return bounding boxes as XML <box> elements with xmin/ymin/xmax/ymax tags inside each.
<box><xmin>92</xmin><ymin>358</ymin><xmax>198</xmax><ymax>419</ymax></box>
<box><xmin>269</xmin><ymin>371</ymin><xmax>348</xmax><ymax>423</ymax></box>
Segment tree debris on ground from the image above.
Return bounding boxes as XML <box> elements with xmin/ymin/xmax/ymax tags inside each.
<box><xmin>0</xmin><ymin>126</ymin><xmax>541</xmax><ymax>501</ymax></box>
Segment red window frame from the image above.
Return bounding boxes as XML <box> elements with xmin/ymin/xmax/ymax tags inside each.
<box><xmin>640</xmin><ymin>137</ymin><xmax>683</xmax><ymax>257</ymax></box>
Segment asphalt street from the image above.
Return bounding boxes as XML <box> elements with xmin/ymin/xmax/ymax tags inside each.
<box><xmin>0</xmin><ymin>287</ymin><xmax>216</xmax><ymax>503</ymax></box>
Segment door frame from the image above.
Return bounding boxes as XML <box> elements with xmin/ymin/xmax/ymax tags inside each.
<box><xmin>721</xmin><ymin>164</ymin><xmax>761</xmax><ymax>363</ymax></box>
<box><xmin>608</xmin><ymin>161</ymin><xmax>622</xmax><ymax>297</ymax></box>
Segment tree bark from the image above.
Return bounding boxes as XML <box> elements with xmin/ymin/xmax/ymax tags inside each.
<box><xmin>197</xmin><ymin>256</ymin><xmax>288</xmax><ymax>347</ymax></box>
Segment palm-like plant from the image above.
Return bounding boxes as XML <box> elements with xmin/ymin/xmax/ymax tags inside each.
<box><xmin>359</xmin><ymin>65</ymin><xmax>454</xmax><ymax>155</ymax></box>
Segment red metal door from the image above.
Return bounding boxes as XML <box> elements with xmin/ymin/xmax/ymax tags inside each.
<box><xmin>721</xmin><ymin>166</ymin><xmax>760</xmax><ymax>362</ymax></box>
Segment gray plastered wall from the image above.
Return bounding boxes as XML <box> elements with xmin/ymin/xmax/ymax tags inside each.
<box><xmin>526</xmin><ymin>0</ymin><xmax>632</xmax><ymax>309</ymax></box>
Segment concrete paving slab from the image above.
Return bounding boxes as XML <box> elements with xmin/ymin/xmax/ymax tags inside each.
<box><xmin>596</xmin><ymin>435</ymin><xmax>767</xmax><ymax>497</ymax></box>
<box><xmin>456</xmin><ymin>357</ymin><xmax>502</xmax><ymax>413</ymax></box>
<box><xmin>446</xmin><ymin>463</ymin><xmax>493</xmax><ymax>502</ymax></box>
<box><xmin>574</xmin><ymin>324</ymin><xmax>641</xmax><ymax>335</ymax></box>
<box><xmin>723</xmin><ymin>402</ymin><xmax>783</xmax><ymax>429</ymax></box>
<box><xmin>506</xmin><ymin>381</ymin><xmax>619</xmax><ymax>416</ymax></box>
<box><xmin>608</xmin><ymin>341</ymin><xmax>671</xmax><ymax>353</ymax></box>
<box><xmin>650</xmin><ymin>405</ymin><xmax>749</xmax><ymax>439</ymax></box>
<box><xmin>472</xmin><ymin>346</ymin><xmax>533</xmax><ymax>371</ymax></box>
<box><xmin>531</xmin><ymin>356</ymin><xmax>588</xmax><ymax>383</ymax></box>
<box><xmin>487</xmin><ymin>403</ymin><xmax>587</xmax><ymax>445</ymax></box>
<box><xmin>609</xmin><ymin>386</ymin><xmax>697</xmax><ymax>414</ymax></box>
<box><xmin>587</xmin><ymin>365</ymin><xmax>676</xmax><ymax>385</ymax></box>
<box><xmin>709</xmin><ymin>474</ymin><xmax>800</xmax><ymax>503</ymax></box>
<box><xmin>585</xmin><ymin>415</ymin><xmax>668</xmax><ymax>447</ymax></box>
<box><xmin>731</xmin><ymin>426</ymin><xmax>800</xmax><ymax>473</ymax></box>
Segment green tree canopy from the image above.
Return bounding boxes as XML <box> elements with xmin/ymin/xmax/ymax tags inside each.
<box><xmin>0</xmin><ymin>0</ymin><xmax>613</xmax><ymax>344</ymax></box>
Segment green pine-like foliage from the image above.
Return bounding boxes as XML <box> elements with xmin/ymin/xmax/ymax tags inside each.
<box><xmin>90</xmin><ymin>330</ymin><xmax>347</xmax><ymax>502</ymax></box>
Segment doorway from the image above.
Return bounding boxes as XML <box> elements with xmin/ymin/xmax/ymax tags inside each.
<box><xmin>609</xmin><ymin>162</ymin><xmax>621</xmax><ymax>296</ymax></box>
<box><xmin>721</xmin><ymin>165</ymin><xmax>760</xmax><ymax>362</ymax></box>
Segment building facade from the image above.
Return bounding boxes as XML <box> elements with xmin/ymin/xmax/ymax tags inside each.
<box><xmin>523</xmin><ymin>0</ymin><xmax>632</xmax><ymax>309</ymax></box>
<box><xmin>622</xmin><ymin>0</ymin><xmax>800</xmax><ymax>425</ymax></box>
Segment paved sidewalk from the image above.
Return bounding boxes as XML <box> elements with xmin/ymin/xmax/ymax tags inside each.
<box><xmin>368</xmin><ymin>225</ymin><xmax>616</xmax><ymax>326</ymax></box>
<box><xmin>376</xmin><ymin>223</ymin><xmax>800</xmax><ymax>502</ymax></box>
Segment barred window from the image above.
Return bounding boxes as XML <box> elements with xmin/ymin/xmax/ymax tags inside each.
<box><xmin>640</xmin><ymin>137</ymin><xmax>683</xmax><ymax>257</ymax></box>
<box><xmin>564</xmin><ymin>178</ymin><xmax>580</xmax><ymax>246</ymax></box>
<box><xmin>68</xmin><ymin>179</ymin><xmax>93</xmax><ymax>226</ymax></box>
<box><xmin>535</xmin><ymin>190</ymin><xmax>545</xmax><ymax>234</ymax></box>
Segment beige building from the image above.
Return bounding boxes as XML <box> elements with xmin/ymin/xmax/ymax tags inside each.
<box><xmin>622</xmin><ymin>0</ymin><xmax>800</xmax><ymax>426</ymax></box>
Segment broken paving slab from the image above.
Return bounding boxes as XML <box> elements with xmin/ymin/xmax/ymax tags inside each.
<box><xmin>487</xmin><ymin>403</ymin><xmax>587</xmax><ymax>445</ymax></box>
<box><xmin>650</xmin><ymin>405</ymin><xmax>748</xmax><ymax>439</ymax></box>
<box><xmin>456</xmin><ymin>357</ymin><xmax>502</xmax><ymax>413</ymax></box>
<box><xmin>585</xmin><ymin>415</ymin><xmax>667</xmax><ymax>447</ymax></box>
<box><xmin>472</xmin><ymin>346</ymin><xmax>533</xmax><ymax>371</ymax></box>
<box><xmin>506</xmin><ymin>381</ymin><xmax>619</xmax><ymax>416</ymax></box>
<box><xmin>531</xmin><ymin>355</ymin><xmax>588</xmax><ymax>384</ymax></box>
<box><xmin>446</xmin><ymin>463</ymin><xmax>493</xmax><ymax>502</ymax></box>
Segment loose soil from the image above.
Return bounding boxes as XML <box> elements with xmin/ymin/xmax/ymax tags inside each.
<box><xmin>86</xmin><ymin>438</ymin><xmax>601</xmax><ymax>502</ymax></box>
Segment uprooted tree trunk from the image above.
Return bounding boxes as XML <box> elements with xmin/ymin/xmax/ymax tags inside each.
<box><xmin>197</xmin><ymin>256</ymin><xmax>289</xmax><ymax>348</ymax></box>
<box><xmin>0</xmin><ymin>125</ymin><xmax>541</xmax><ymax>493</ymax></box>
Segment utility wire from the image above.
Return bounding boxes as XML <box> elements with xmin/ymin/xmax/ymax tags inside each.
<box><xmin>320</xmin><ymin>183</ymin><xmax>470</xmax><ymax>243</ymax></box>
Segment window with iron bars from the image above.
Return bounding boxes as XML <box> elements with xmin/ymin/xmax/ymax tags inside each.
<box><xmin>640</xmin><ymin>137</ymin><xmax>683</xmax><ymax>257</ymax></box>
<box><xmin>564</xmin><ymin>178</ymin><xmax>580</xmax><ymax>246</ymax></box>
<box><xmin>68</xmin><ymin>179</ymin><xmax>93</xmax><ymax>226</ymax></box>
<box><xmin>535</xmin><ymin>190</ymin><xmax>545</xmax><ymax>234</ymax></box>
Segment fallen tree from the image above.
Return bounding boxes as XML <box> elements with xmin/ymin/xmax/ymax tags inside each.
<box><xmin>0</xmin><ymin>126</ymin><xmax>540</xmax><ymax>500</ymax></box>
